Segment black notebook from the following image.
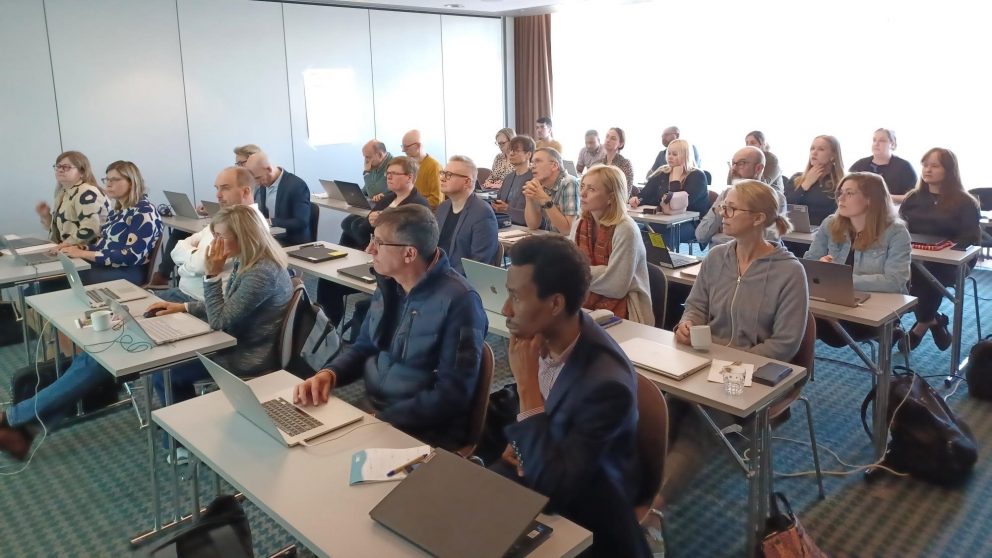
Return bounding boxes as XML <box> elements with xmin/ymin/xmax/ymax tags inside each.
<box><xmin>287</xmin><ymin>245</ymin><xmax>348</xmax><ymax>263</ymax></box>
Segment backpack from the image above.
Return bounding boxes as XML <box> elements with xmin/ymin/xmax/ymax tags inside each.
<box><xmin>965</xmin><ymin>338</ymin><xmax>992</xmax><ymax>400</ymax></box>
<box><xmin>284</xmin><ymin>285</ymin><xmax>342</xmax><ymax>379</ymax></box>
<box><xmin>860</xmin><ymin>367</ymin><xmax>977</xmax><ymax>485</ymax></box>
<box><xmin>137</xmin><ymin>494</ymin><xmax>253</xmax><ymax>558</ymax></box>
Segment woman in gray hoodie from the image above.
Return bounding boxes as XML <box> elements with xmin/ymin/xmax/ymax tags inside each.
<box><xmin>676</xmin><ymin>180</ymin><xmax>809</xmax><ymax>362</ymax></box>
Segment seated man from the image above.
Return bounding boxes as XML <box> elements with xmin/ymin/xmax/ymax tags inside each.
<box><xmin>522</xmin><ymin>147</ymin><xmax>580</xmax><ymax>234</ymax></box>
<box><xmin>495</xmin><ymin>235</ymin><xmax>649</xmax><ymax>558</ymax></box>
<box><xmin>436</xmin><ymin>155</ymin><xmax>499</xmax><ymax>274</ymax></box>
<box><xmin>492</xmin><ymin>135</ymin><xmax>535</xmax><ymax>226</ymax></box>
<box><xmin>246</xmin><ymin>150</ymin><xmax>312</xmax><ymax>246</ymax></box>
<box><xmin>294</xmin><ymin>205</ymin><xmax>487</xmax><ymax>450</ymax></box>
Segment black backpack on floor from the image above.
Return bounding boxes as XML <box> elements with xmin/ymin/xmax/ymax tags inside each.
<box><xmin>965</xmin><ymin>338</ymin><xmax>992</xmax><ymax>400</ymax></box>
<box><xmin>137</xmin><ymin>495</ymin><xmax>254</xmax><ymax>558</ymax></box>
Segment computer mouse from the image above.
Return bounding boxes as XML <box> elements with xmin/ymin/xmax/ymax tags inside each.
<box><xmin>143</xmin><ymin>309</ymin><xmax>163</xmax><ymax>318</ymax></box>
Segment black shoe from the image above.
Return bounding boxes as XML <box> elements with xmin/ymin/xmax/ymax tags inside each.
<box><xmin>0</xmin><ymin>411</ymin><xmax>34</xmax><ymax>461</ymax></box>
<box><xmin>907</xmin><ymin>322</ymin><xmax>926</xmax><ymax>350</ymax></box>
<box><xmin>931</xmin><ymin>313</ymin><xmax>952</xmax><ymax>351</ymax></box>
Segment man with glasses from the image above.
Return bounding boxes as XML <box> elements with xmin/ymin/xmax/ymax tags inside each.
<box><xmin>576</xmin><ymin>129</ymin><xmax>605</xmax><ymax>174</ymax></box>
<box><xmin>695</xmin><ymin>146</ymin><xmax>786</xmax><ymax>247</ymax></box>
<box><xmin>493</xmin><ymin>135</ymin><xmax>536</xmax><ymax>226</ymax></box>
<box><xmin>523</xmin><ymin>147</ymin><xmax>581</xmax><ymax>234</ymax></box>
<box><xmin>401</xmin><ymin>129</ymin><xmax>443</xmax><ymax>209</ymax></box>
<box><xmin>294</xmin><ymin>205</ymin><xmax>487</xmax><ymax>451</ymax></box>
<box><xmin>435</xmin><ymin>155</ymin><xmax>499</xmax><ymax>274</ymax></box>
<box><xmin>246</xmin><ymin>150</ymin><xmax>312</xmax><ymax>246</ymax></box>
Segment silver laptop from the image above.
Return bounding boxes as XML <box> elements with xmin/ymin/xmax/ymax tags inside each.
<box><xmin>462</xmin><ymin>259</ymin><xmax>508</xmax><ymax>313</ymax></box>
<box><xmin>58</xmin><ymin>253</ymin><xmax>148</xmax><ymax>308</ymax></box>
<box><xmin>108</xmin><ymin>298</ymin><xmax>212</xmax><ymax>345</ymax></box>
<box><xmin>787</xmin><ymin>205</ymin><xmax>818</xmax><ymax>234</ymax></box>
<box><xmin>800</xmin><ymin>259</ymin><xmax>871</xmax><ymax>307</ymax></box>
<box><xmin>319</xmin><ymin>179</ymin><xmax>347</xmax><ymax>202</ymax></box>
<box><xmin>164</xmin><ymin>191</ymin><xmax>208</xmax><ymax>220</ymax></box>
<box><xmin>201</xmin><ymin>200</ymin><xmax>221</xmax><ymax>217</ymax></box>
<box><xmin>562</xmin><ymin>159</ymin><xmax>578</xmax><ymax>176</ymax></box>
<box><xmin>335</xmin><ymin>180</ymin><xmax>374</xmax><ymax>210</ymax></box>
<box><xmin>0</xmin><ymin>235</ymin><xmax>58</xmax><ymax>265</ymax></box>
<box><xmin>642</xmin><ymin>230</ymin><xmax>699</xmax><ymax>269</ymax></box>
<box><xmin>197</xmin><ymin>353</ymin><xmax>364</xmax><ymax>447</ymax></box>
<box><xmin>619</xmin><ymin>337</ymin><xmax>711</xmax><ymax>380</ymax></box>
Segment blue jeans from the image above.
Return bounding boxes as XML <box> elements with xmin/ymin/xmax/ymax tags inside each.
<box><xmin>6</xmin><ymin>353</ymin><xmax>110</xmax><ymax>429</ymax></box>
<box><xmin>155</xmin><ymin>287</ymin><xmax>195</xmax><ymax>304</ymax></box>
<box><xmin>80</xmin><ymin>265</ymin><xmax>147</xmax><ymax>286</ymax></box>
<box><xmin>151</xmin><ymin>360</ymin><xmax>209</xmax><ymax>407</ymax></box>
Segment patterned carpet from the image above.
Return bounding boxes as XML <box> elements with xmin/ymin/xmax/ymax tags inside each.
<box><xmin>1</xmin><ymin>270</ymin><xmax>991</xmax><ymax>557</ymax></box>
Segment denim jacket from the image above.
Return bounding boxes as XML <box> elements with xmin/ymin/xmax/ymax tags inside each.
<box><xmin>803</xmin><ymin>215</ymin><xmax>912</xmax><ymax>293</ymax></box>
<box><xmin>326</xmin><ymin>250</ymin><xmax>488</xmax><ymax>449</ymax></box>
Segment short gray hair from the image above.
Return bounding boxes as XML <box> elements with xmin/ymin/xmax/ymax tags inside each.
<box><xmin>584</xmin><ymin>129</ymin><xmax>599</xmax><ymax>138</ymax></box>
<box><xmin>448</xmin><ymin>155</ymin><xmax>477</xmax><ymax>182</ymax></box>
<box><xmin>375</xmin><ymin>205</ymin><xmax>439</xmax><ymax>263</ymax></box>
<box><xmin>535</xmin><ymin>147</ymin><xmax>563</xmax><ymax>171</ymax></box>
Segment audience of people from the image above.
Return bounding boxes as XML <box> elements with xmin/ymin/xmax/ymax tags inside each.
<box><xmin>633</xmin><ymin>138</ymin><xmax>711</xmax><ymax>247</ymax></box>
<box><xmin>698</xmin><ymin>146</ymin><xmax>786</xmax><ymax>247</ymax></box>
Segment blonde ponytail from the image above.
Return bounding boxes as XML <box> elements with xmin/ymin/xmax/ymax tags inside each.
<box><xmin>774</xmin><ymin>215</ymin><xmax>792</xmax><ymax>236</ymax></box>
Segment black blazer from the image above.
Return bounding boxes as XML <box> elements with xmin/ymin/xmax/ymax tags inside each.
<box><xmin>255</xmin><ymin>169</ymin><xmax>312</xmax><ymax>246</ymax></box>
<box><xmin>504</xmin><ymin>313</ymin><xmax>650</xmax><ymax>557</ymax></box>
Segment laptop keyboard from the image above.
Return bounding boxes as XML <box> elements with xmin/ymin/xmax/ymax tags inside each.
<box><xmin>87</xmin><ymin>288</ymin><xmax>119</xmax><ymax>303</ymax></box>
<box><xmin>669</xmin><ymin>252</ymin><xmax>698</xmax><ymax>267</ymax></box>
<box><xmin>140</xmin><ymin>318</ymin><xmax>185</xmax><ymax>342</ymax></box>
<box><xmin>262</xmin><ymin>397</ymin><xmax>324</xmax><ymax>437</ymax></box>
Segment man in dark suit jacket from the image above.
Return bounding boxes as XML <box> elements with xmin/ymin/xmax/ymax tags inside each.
<box><xmin>246</xmin><ymin>151</ymin><xmax>312</xmax><ymax>246</ymax></box>
<box><xmin>495</xmin><ymin>235</ymin><xmax>650</xmax><ymax>558</ymax></box>
<box><xmin>436</xmin><ymin>155</ymin><xmax>499</xmax><ymax>274</ymax></box>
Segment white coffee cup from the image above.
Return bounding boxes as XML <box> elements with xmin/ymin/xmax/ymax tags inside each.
<box><xmin>689</xmin><ymin>325</ymin><xmax>712</xmax><ymax>351</ymax></box>
<box><xmin>91</xmin><ymin>310</ymin><xmax>112</xmax><ymax>332</ymax></box>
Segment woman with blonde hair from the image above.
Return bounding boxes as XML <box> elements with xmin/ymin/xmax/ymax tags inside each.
<box><xmin>570</xmin><ymin>165</ymin><xmax>652</xmax><ymax>324</ymax></box>
<box><xmin>36</xmin><ymin>150</ymin><xmax>110</xmax><ymax>247</ymax></box>
<box><xmin>786</xmin><ymin>135</ymin><xmax>845</xmax><ymax>225</ymax></box>
<box><xmin>849</xmin><ymin>129</ymin><xmax>917</xmax><ymax>202</ymax></box>
<box><xmin>631</xmin><ymin>138</ymin><xmax>711</xmax><ymax>247</ymax></box>
<box><xmin>59</xmin><ymin>160</ymin><xmax>163</xmax><ymax>285</ymax></box>
<box><xmin>804</xmin><ymin>172</ymin><xmax>912</xmax><ymax>346</ymax></box>
<box><xmin>483</xmin><ymin>128</ymin><xmax>516</xmax><ymax>189</ymax></box>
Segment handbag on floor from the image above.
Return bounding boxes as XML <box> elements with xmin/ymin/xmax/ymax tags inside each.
<box><xmin>137</xmin><ymin>494</ymin><xmax>254</xmax><ymax>558</ymax></box>
<box><xmin>965</xmin><ymin>337</ymin><xmax>992</xmax><ymax>400</ymax></box>
<box><xmin>761</xmin><ymin>492</ymin><xmax>827</xmax><ymax>558</ymax></box>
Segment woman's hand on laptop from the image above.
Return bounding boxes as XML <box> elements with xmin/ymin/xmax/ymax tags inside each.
<box><xmin>674</xmin><ymin>321</ymin><xmax>693</xmax><ymax>345</ymax></box>
<box><xmin>145</xmin><ymin>302</ymin><xmax>185</xmax><ymax>316</ymax></box>
<box><xmin>294</xmin><ymin>369</ymin><xmax>337</xmax><ymax>406</ymax></box>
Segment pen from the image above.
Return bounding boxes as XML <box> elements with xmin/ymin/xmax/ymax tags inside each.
<box><xmin>386</xmin><ymin>453</ymin><xmax>429</xmax><ymax>477</ymax></box>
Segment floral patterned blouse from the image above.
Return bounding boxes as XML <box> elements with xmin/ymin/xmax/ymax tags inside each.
<box><xmin>89</xmin><ymin>196</ymin><xmax>163</xmax><ymax>268</ymax></box>
<box><xmin>48</xmin><ymin>182</ymin><xmax>110</xmax><ymax>245</ymax></box>
<box><xmin>488</xmin><ymin>153</ymin><xmax>514</xmax><ymax>185</ymax></box>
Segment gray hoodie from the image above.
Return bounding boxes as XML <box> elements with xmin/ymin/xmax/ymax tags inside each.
<box><xmin>680</xmin><ymin>241</ymin><xmax>809</xmax><ymax>361</ymax></box>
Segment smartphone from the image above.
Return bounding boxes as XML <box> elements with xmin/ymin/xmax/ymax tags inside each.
<box><xmin>752</xmin><ymin>362</ymin><xmax>793</xmax><ymax>387</ymax></box>
<box><xmin>951</xmin><ymin>242</ymin><xmax>972</xmax><ymax>251</ymax></box>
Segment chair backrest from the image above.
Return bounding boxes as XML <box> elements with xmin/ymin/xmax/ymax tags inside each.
<box><xmin>769</xmin><ymin>311</ymin><xmax>816</xmax><ymax>419</ymax></box>
<box><xmin>707</xmin><ymin>190</ymin><xmax>718</xmax><ymax>206</ymax></box>
<box><xmin>278</xmin><ymin>277</ymin><xmax>307</xmax><ymax>369</ymax></box>
<box><xmin>703</xmin><ymin>169</ymin><xmax>713</xmax><ymax>185</ymax></box>
<box><xmin>634</xmin><ymin>374</ymin><xmax>668</xmax><ymax>514</ymax></box>
<box><xmin>968</xmin><ymin>188</ymin><xmax>992</xmax><ymax>211</ymax></box>
<box><xmin>142</xmin><ymin>233</ymin><xmax>165</xmax><ymax>287</ymax></box>
<box><xmin>460</xmin><ymin>342</ymin><xmax>495</xmax><ymax>456</ymax></box>
<box><xmin>645</xmin><ymin>263</ymin><xmax>668</xmax><ymax>330</ymax></box>
<box><xmin>494</xmin><ymin>242</ymin><xmax>505</xmax><ymax>267</ymax></box>
<box><xmin>308</xmin><ymin>203</ymin><xmax>320</xmax><ymax>242</ymax></box>
<box><xmin>478</xmin><ymin>167</ymin><xmax>492</xmax><ymax>185</ymax></box>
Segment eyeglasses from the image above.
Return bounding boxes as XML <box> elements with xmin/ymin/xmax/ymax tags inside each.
<box><xmin>509</xmin><ymin>148</ymin><xmax>527</xmax><ymax>154</ymax></box>
<box><xmin>401</xmin><ymin>142</ymin><xmax>421</xmax><ymax>150</ymax></box>
<box><xmin>715</xmin><ymin>203</ymin><xmax>757</xmax><ymax>217</ymax></box>
<box><xmin>385</xmin><ymin>171</ymin><xmax>409</xmax><ymax>178</ymax></box>
<box><xmin>101</xmin><ymin>177</ymin><xmax>127</xmax><ymax>185</ymax></box>
<box><xmin>53</xmin><ymin>164</ymin><xmax>76</xmax><ymax>172</ymax></box>
<box><xmin>369</xmin><ymin>237</ymin><xmax>411</xmax><ymax>249</ymax></box>
<box><xmin>730</xmin><ymin>159</ymin><xmax>754</xmax><ymax>168</ymax></box>
<box><xmin>496</xmin><ymin>140</ymin><xmax>509</xmax><ymax>147</ymax></box>
<box><xmin>439</xmin><ymin>171</ymin><xmax>470</xmax><ymax>180</ymax></box>
<box><xmin>235</xmin><ymin>160</ymin><xmax>248</xmax><ymax>167</ymax></box>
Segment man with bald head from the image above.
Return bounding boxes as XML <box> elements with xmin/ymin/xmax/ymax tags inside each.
<box><xmin>362</xmin><ymin>139</ymin><xmax>392</xmax><ymax>198</ymax></box>
<box><xmin>401</xmin><ymin>130</ymin><xmax>443</xmax><ymax>209</ymax></box>
<box><xmin>246</xmin><ymin>150</ymin><xmax>312</xmax><ymax>246</ymax></box>
<box><xmin>647</xmin><ymin>125</ymin><xmax>702</xmax><ymax>176</ymax></box>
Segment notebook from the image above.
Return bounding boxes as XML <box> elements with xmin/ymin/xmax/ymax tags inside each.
<box><xmin>349</xmin><ymin>445</ymin><xmax>432</xmax><ymax>485</ymax></box>
<box><xmin>619</xmin><ymin>337</ymin><xmax>711</xmax><ymax>380</ymax></box>
<box><xmin>338</xmin><ymin>263</ymin><xmax>376</xmax><ymax>283</ymax></box>
<box><xmin>287</xmin><ymin>244</ymin><xmax>348</xmax><ymax>264</ymax></box>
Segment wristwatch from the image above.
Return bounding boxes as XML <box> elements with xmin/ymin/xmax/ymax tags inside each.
<box><xmin>541</xmin><ymin>200</ymin><xmax>554</xmax><ymax>209</ymax></box>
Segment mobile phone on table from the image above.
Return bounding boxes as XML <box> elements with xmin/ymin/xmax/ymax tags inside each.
<box><xmin>951</xmin><ymin>242</ymin><xmax>972</xmax><ymax>251</ymax></box>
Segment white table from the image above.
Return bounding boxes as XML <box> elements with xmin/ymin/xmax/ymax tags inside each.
<box><xmin>152</xmin><ymin>371</ymin><xmax>592</xmax><ymax>558</ymax></box>
<box><xmin>311</xmin><ymin>195</ymin><xmax>371</xmax><ymax>217</ymax></box>
<box><xmin>284</xmin><ymin>242</ymin><xmax>377</xmax><ymax>295</ymax></box>
<box><xmin>628</xmin><ymin>209</ymin><xmax>700</xmax><ymax>253</ymax></box>
<box><xmin>162</xmin><ymin>215</ymin><xmax>286</xmax><ymax>237</ymax></box>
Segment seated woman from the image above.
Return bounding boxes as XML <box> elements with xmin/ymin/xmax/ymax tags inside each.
<box><xmin>631</xmin><ymin>138</ymin><xmax>711</xmax><ymax>247</ymax></box>
<box><xmin>0</xmin><ymin>205</ymin><xmax>292</xmax><ymax>460</ymax></box>
<box><xmin>36</xmin><ymin>150</ymin><xmax>110</xmax><ymax>248</ymax></box>
<box><xmin>602</xmin><ymin>127</ymin><xmax>635</xmax><ymax>194</ymax></box>
<box><xmin>804</xmin><ymin>172</ymin><xmax>912</xmax><ymax>346</ymax></box>
<box><xmin>483</xmin><ymin>128</ymin><xmax>516</xmax><ymax>189</ymax></box>
<box><xmin>900</xmin><ymin>148</ymin><xmax>981</xmax><ymax>351</ymax></box>
<box><xmin>58</xmin><ymin>160</ymin><xmax>163</xmax><ymax>286</ymax></box>
<box><xmin>570</xmin><ymin>165</ymin><xmax>653</xmax><ymax>325</ymax></box>
<box><xmin>339</xmin><ymin>156</ymin><xmax>429</xmax><ymax>250</ymax></box>
<box><xmin>849</xmin><ymin>128</ymin><xmax>917</xmax><ymax>203</ymax></box>
<box><xmin>785</xmin><ymin>135</ymin><xmax>845</xmax><ymax>226</ymax></box>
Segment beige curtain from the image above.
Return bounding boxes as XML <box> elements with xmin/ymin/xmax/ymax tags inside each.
<box><xmin>514</xmin><ymin>14</ymin><xmax>553</xmax><ymax>136</ymax></box>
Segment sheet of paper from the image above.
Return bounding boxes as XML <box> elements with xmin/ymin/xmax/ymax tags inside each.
<box><xmin>706</xmin><ymin>360</ymin><xmax>755</xmax><ymax>387</ymax></box>
<box><xmin>350</xmin><ymin>445</ymin><xmax>432</xmax><ymax>485</ymax></box>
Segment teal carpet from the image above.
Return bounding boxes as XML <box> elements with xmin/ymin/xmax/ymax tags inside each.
<box><xmin>1</xmin><ymin>270</ymin><xmax>992</xmax><ymax>557</ymax></box>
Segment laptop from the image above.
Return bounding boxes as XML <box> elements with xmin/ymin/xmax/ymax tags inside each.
<box><xmin>58</xmin><ymin>253</ymin><xmax>148</xmax><ymax>308</ymax></box>
<box><xmin>641</xmin><ymin>230</ymin><xmax>699</xmax><ymax>269</ymax></box>
<box><xmin>338</xmin><ymin>262</ymin><xmax>377</xmax><ymax>283</ymax></box>
<box><xmin>463</xmin><ymin>259</ymin><xmax>508</xmax><ymax>313</ymax></box>
<box><xmin>562</xmin><ymin>159</ymin><xmax>578</xmax><ymax>176</ymax></box>
<box><xmin>164</xmin><ymin>191</ymin><xmax>208</xmax><ymax>220</ymax></box>
<box><xmin>108</xmin><ymin>298</ymin><xmax>213</xmax><ymax>345</ymax></box>
<box><xmin>334</xmin><ymin>180</ymin><xmax>373</xmax><ymax>210</ymax></box>
<box><xmin>318</xmin><ymin>179</ymin><xmax>347</xmax><ymax>202</ymax></box>
<box><xmin>287</xmin><ymin>244</ymin><xmax>348</xmax><ymax>264</ymax></box>
<box><xmin>1</xmin><ymin>237</ymin><xmax>50</xmax><ymax>250</ymax></box>
<box><xmin>370</xmin><ymin>448</ymin><xmax>551</xmax><ymax>558</ymax></box>
<box><xmin>910</xmin><ymin>233</ymin><xmax>950</xmax><ymax>246</ymax></box>
<box><xmin>787</xmin><ymin>205</ymin><xmax>818</xmax><ymax>234</ymax></box>
<box><xmin>619</xmin><ymin>337</ymin><xmax>711</xmax><ymax>380</ymax></box>
<box><xmin>0</xmin><ymin>235</ymin><xmax>59</xmax><ymax>265</ymax></box>
<box><xmin>201</xmin><ymin>200</ymin><xmax>221</xmax><ymax>217</ymax></box>
<box><xmin>197</xmin><ymin>353</ymin><xmax>364</xmax><ymax>447</ymax></box>
<box><xmin>799</xmin><ymin>259</ymin><xmax>871</xmax><ymax>307</ymax></box>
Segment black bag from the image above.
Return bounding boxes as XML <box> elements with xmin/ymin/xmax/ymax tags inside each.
<box><xmin>339</xmin><ymin>298</ymin><xmax>371</xmax><ymax>345</ymax></box>
<box><xmin>285</xmin><ymin>285</ymin><xmax>342</xmax><ymax>379</ymax></box>
<box><xmin>12</xmin><ymin>356</ymin><xmax>120</xmax><ymax>414</ymax></box>
<box><xmin>0</xmin><ymin>301</ymin><xmax>24</xmax><ymax>346</ymax></box>
<box><xmin>965</xmin><ymin>338</ymin><xmax>992</xmax><ymax>400</ymax></box>
<box><xmin>860</xmin><ymin>367</ymin><xmax>978</xmax><ymax>485</ymax></box>
<box><xmin>137</xmin><ymin>494</ymin><xmax>254</xmax><ymax>558</ymax></box>
<box><xmin>473</xmin><ymin>383</ymin><xmax>520</xmax><ymax>465</ymax></box>
<box><xmin>494</xmin><ymin>212</ymin><xmax>512</xmax><ymax>229</ymax></box>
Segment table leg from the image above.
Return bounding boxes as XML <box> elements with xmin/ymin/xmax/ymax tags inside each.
<box><xmin>949</xmin><ymin>265</ymin><xmax>966</xmax><ymax>382</ymax></box>
<box><xmin>146</xmin><ymin>374</ymin><xmax>162</xmax><ymax>532</ymax></box>
<box><xmin>19</xmin><ymin>283</ymin><xmax>31</xmax><ymax>365</ymax></box>
<box><xmin>872</xmin><ymin>321</ymin><xmax>894</xmax><ymax>461</ymax></box>
<box><xmin>745</xmin><ymin>407</ymin><xmax>771</xmax><ymax>558</ymax></box>
<box><xmin>163</xmin><ymin>369</ymin><xmax>182</xmax><ymax>523</ymax></box>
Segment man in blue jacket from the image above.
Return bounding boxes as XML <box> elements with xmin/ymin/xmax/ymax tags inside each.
<box><xmin>293</xmin><ymin>205</ymin><xmax>488</xmax><ymax>450</ymax></box>
<box><xmin>246</xmin><ymin>151</ymin><xmax>312</xmax><ymax>246</ymax></box>
<box><xmin>435</xmin><ymin>155</ymin><xmax>499</xmax><ymax>274</ymax></box>
<box><xmin>495</xmin><ymin>235</ymin><xmax>650</xmax><ymax>558</ymax></box>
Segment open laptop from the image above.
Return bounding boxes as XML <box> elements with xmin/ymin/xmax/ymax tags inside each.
<box><xmin>371</xmin><ymin>449</ymin><xmax>551</xmax><ymax>558</ymax></box>
<box><xmin>463</xmin><ymin>259</ymin><xmax>508</xmax><ymax>313</ymax></box>
<box><xmin>642</xmin><ymin>230</ymin><xmax>699</xmax><ymax>269</ymax></box>
<box><xmin>201</xmin><ymin>200</ymin><xmax>221</xmax><ymax>217</ymax></box>
<box><xmin>787</xmin><ymin>205</ymin><xmax>818</xmax><ymax>234</ymax></box>
<box><xmin>338</xmin><ymin>262</ymin><xmax>377</xmax><ymax>283</ymax></box>
<box><xmin>318</xmin><ymin>179</ymin><xmax>347</xmax><ymax>202</ymax></box>
<box><xmin>562</xmin><ymin>159</ymin><xmax>578</xmax><ymax>176</ymax></box>
<box><xmin>0</xmin><ymin>235</ymin><xmax>59</xmax><ymax>265</ymax></box>
<box><xmin>58</xmin><ymin>253</ymin><xmax>148</xmax><ymax>308</ymax></box>
<box><xmin>197</xmin><ymin>353</ymin><xmax>364</xmax><ymax>447</ymax></box>
<box><xmin>108</xmin><ymin>298</ymin><xmax>213</xmax><ymax>345</ymax></box>
<box><xmin>334</xmin><ymin>180</ymin><xmax>373</xmax><ymax>210</ymax></box>
<box><xmin>164</xmin><ymin>191</ymin><xmax>208</xmax><ymax>220</ymax></box>
<box><xmin>619</xmin><ymin>337</ymin><xmax>711</xmax><ymax>380</ymax></box>
<box><xmin>800</xmin><ymin>259</ymin><xmax>871</xmax><ymax>307</ymax></box>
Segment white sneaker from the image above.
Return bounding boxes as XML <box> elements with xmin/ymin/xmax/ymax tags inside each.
<box><xmin>165</xmin><ymin>447</ymin><xmax>190</xmax><ymax>466</ymax></box>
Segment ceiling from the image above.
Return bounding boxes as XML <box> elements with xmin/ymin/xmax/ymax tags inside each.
<box><xmin>280</xmin><ymin>0</ymin><xmax>637</xmax><ymax>17</ymax></box>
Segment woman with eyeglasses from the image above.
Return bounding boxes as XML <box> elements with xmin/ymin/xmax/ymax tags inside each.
<box><xmin>804</xmin><ymin>172</ymin><xmax>912</xmax><ymax>347</ymax></box>
<box><xmin>785</xmin><ymin>135</ymin><xmax>845</xmax><ymax>226</ymax></box>
<box><xmin>339</xmin><ymin>156</ymin><xmax>429</xmax><ymax>250</ymax></box>
<box><xmin>630</xmin><ymin>138</ymin><xmax>711</xmax><ymax>247</ymax></box>
<box><xmin>848</xmin><ymin>129</ymin><xmax>917</xmax><ymax>203</ymax></box>
<box><xmin>57</xmin><ymin>160</ymin><xmax>163</xmax><ymax>286</ymax></box>
<box><xmin>483</xmin><ymin>128</ymin><xmax>516</xmax><ymax>189</ymax></box>
<box><xmin>36</xmin><ymin>151</ymin><xmax>110</xmax><ymax>247</ymax></box>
